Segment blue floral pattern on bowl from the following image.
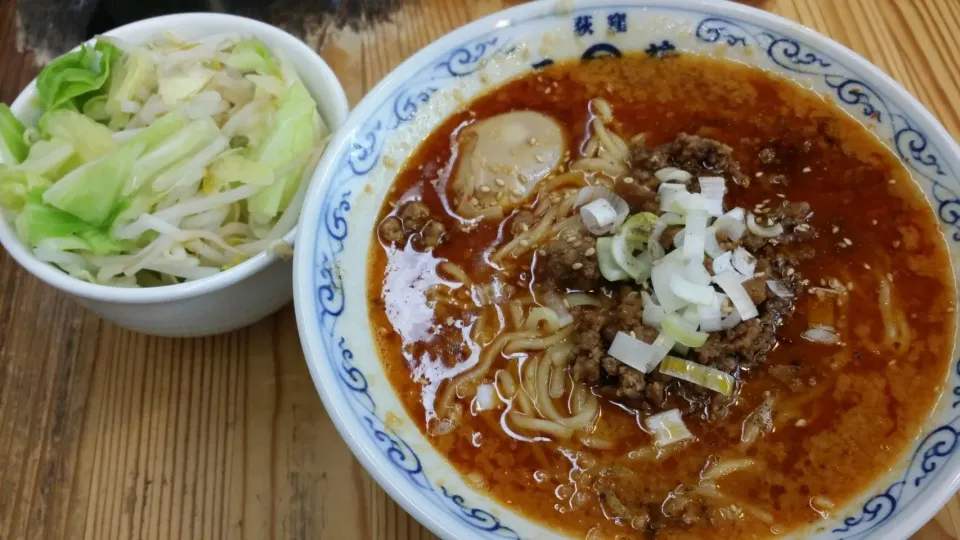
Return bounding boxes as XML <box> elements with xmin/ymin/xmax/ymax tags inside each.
<box><xmin>299</xmin><ymin>3</ymin><xmax>960</xmax><ymax>539</ymax></box>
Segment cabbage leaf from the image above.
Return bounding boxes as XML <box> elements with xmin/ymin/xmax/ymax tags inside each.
<box><xmin>36</xmin><ymin>41</ymin><xmax>122</xmax><ymax>111</ymax></box>
<box><xmin>43</xmin><ymin>140</ymin><xmax>146</xmax><ymax>225</ymax></box>
<box><xmin>39</xmin><ymin>109</ymin><xmax>116</xmax><ymax>162</ymax></box>
<box><xmin>0</xmin><ymin>104</ymin><xmax>28</xmax><ymax>164</ymax></box>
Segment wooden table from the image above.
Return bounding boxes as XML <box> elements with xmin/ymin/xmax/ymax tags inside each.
<box><xmin>1</xmin><ymin>0</ymin><xmax>959</xmax><ymax>538</ymax></box>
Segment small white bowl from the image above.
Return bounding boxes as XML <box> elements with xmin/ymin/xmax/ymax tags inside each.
<box><xmin>0</xmin><ymin>13</ymin><xmax>349</xmax><ymax>337</ymax></box>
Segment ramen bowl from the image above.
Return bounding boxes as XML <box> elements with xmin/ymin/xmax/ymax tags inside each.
<box><xmin>294</xmin><ymin>0</ymin><xmax>960</xmax><ymax>538</ymax></box>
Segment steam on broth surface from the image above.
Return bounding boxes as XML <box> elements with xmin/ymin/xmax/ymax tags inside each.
<box><xmin>368</xmin><ymin>53</ymin><xmax>955</xmax><ymax>538</ymax></box>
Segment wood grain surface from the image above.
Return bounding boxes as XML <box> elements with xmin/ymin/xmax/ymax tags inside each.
<box><xmin>1</xmin><ymin>0</ymin><xmax>959</xmax><ymax>538</ymax></box>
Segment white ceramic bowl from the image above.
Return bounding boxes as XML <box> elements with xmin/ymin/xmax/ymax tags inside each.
<box><xmin>295</xmin><ymin>0</ymin><xmax>960</xmax><ymax>538</ymax></box>
<box><xmin>0</xmin><ymin>13</ymin><xmax>349</xmax><ymax>337</ymax></box>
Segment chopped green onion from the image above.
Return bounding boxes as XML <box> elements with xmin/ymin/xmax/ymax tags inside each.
<box><xmin>617</xmin><ymin>212</ymin><xmax>659</xmax><ymax>243</ymax></box>
<box><xmin>596</xmin><ymin>236</ymin><xmax>629</xmax><ymax>281</ymax></box>
<box><xmin>662</xmin><ymin>313</ymin><xmax>708</xmax><ymax>347</ymax></box>
<box><xmin>644</xmin><ymin>409</ymin><xmax>694</xmax><ymax>447</ymax></box>
<box><xmin>659</xmin><ymin>356</ymin><xmax>735</xmax><ymax>396</ymax></box>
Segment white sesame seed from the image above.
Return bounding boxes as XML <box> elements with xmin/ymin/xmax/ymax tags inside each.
<box><xmin>528</xmin><ymin>137</ymin><xmax>538</xmax><ymax>145</ymax></box>
<box><xmin>512</xmin><ymin>188</ymin><xmax>524</xmax><ymax>197</ymax></box>
<box><xmin>802</xmin><ymin>167</ymin><xmax>811</xmax><ymax>173</ymax></box>
<box><xmin>479</xmin><ymin>185</ymin><xmax>491</xmax><ymax>193</ymax></box>
<box><xmin>893</xmin><ymin>240</ymin><xmax>901</xmax><ymax>248</ymax></box>
<box><xmin>872</xmin><ymin>219</ymin><xmax>878</xmax><ymax>225</ymax></box>
<box><xmin>889</xmin><ymin>178</ymin><xmax>896</xmax><ymax>184</ymax></box>
<box><xmin>796</xmin><ymin>419</ymin><xmax>808</xmax><ymax>427</ymax></box>
<box><xmin>864</xmin><ymin>263</ymin><xmax>871</xmax><ymax>270</ymax></box>
<box><xmin>831</xmin><ymin>225</ymin><xmax>839</xmax><ymax>234</ymax></box>
<box><xmin>843</xmin><ymin>238</ymin><xmax>853</xmax><ymax>246</ymax></box>
<box><xmin>572</xmin><ymin>262</ymin><xmax>584</xmax><ymax>270</ymax></box>
<box><xmin>494</xmin><ymin>178</ymin><xmax>506</xmax><ymax>187</ymax></box>
<box><xmin>585</xmin><ymin>248</ymin><xmax>596</xmax><ymax>256</ymax></box>
<box><xmin>755</xmin><ymin>172</ymin><xmax>764</xmax><ymax>178</ymax></box>
<box><xmin>623</xmin><ymin>177</ymin><xmax>635</xmax><ymax>184</ymax></box>
<box><xmin>776</xmin><ymin>193</ymin><xmax>786</xmax><ymax>198</ymax></box>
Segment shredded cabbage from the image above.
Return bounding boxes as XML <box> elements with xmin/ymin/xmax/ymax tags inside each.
<box><xmin>0</xmin><ymin>34</ymin><xmax>332</xmax><ymax>286</ymax></box>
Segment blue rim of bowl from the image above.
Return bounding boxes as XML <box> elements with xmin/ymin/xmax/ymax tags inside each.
<box><xmin>0</xmin><ymin>12</ymin><xmax>349</xmax><ymax>303</ymax></box>
<box><xmin>294</xmin><ymin>1</ymin><xmax>960</xmax><ymax>539</ymax></box>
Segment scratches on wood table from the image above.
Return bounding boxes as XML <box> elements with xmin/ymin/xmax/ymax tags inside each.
<box><xmin>0</xmin><ymin>0</ymin><xmax>958</xmax><ymax>538</ymax></box>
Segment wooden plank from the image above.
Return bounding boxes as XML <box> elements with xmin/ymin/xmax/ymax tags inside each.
<box><xmin>0</xmin><ymin>0</ymin><xmax>957</xmax><ymax>538</ymax></box>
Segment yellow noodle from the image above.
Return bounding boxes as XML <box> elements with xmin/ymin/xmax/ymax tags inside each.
<box><xmin>503</xmin><ymin>325</ymin><xmax>575</xmax><ymax>354</ymax></box>
<box><xmin>470</xmin><ymin>309</ymin><xmax>489</xmax><ymax>343</ymax></box>
<box><xmin>566</xmin><ymin>292</ymin><xmax>603</xmax><ymax>308</ymax></box>
<box><xmin>539</xmin><ymin>172</ymin><xmax>588</xmax><ymax>192</ymax></box>
<box><xmin>532</xmin><ymin>192</ymin><xmax>555</xmax><ymax>216</ymax></box>
<box><xmin>498</xmin><ymin>369</ymin><xmax>534</xmax><ymax>416</ymax></box>
<box><xmin>431</xmin><ymin>295</ymin><xmax>475</xmax><ymax>311</ymax></box>
<box><xmin>570</xmin><ymin>384</ymin><xmax>589</xmax><ymax>415</ymax></box>
<box><xmin>546</xmin><ymin>341</ymin><xmax>574</xmax><ymax>367</ymax></box>
<box><xmin>580</xmin><ymin>436</ymin><xmax>615</xmax><ymax>450</ymax></box>
<box><xmin>549</xmin><ymin>365</ymin><xmax>566</xmax><ymax>399</ymax></box>
<box><xmin>812</xmin><ymin>495</ymin><xmax>836</xmax><ymax>510</ymax></box>
<box><xmin>696</xmin><ymin>482</ymin><xmax>775</xmax><ymax>525</ymax></box>
<box><xmin>437</xmin><ymin>261</ymin><xmax>471</xmax><ymax>284</ymax></box>
<box><xmin>508</xmin><ymin>412</ymin><xmax>574</xmax><ymax>439</ymax></box>
<box><xmin>701</xmin><ymin>459</ymin><xmax>756</xmax><ymax>481</ymax></box>
<box><xmin>549</xmin><ymin>215</ymin><xmax>582</xmax><ymax>237</ymax></box>
<box><xmin>523</xmin><ymin>307</ymin><xmax>561</xmax><ymax>333</ymax></box>
<box><xmin>508</xmin><ymin>299</ymin><xmax>525</xmax><ymax>330</ymax></box>
<box><xmin>521</xmin><ymin>356</ymin><xmax>539</xmax><ymax>402</ymax></box>
<box><xmin>591</xmin><ymin>117</ymin><xmax>628</xmax><ymax>160</ymax></box>
<box><xmin>492</xmin><ymin>206</ymin><xmax>558</xmax><ymax>260</ymax></box>
<box><xmin>557</xmin><ymin>394</ymin><xmax>599</xmax><ymax>428</ymax></box>
<box><xmin>591</xmin><ymin>97</ymin><xmax>614</xmax><ymax>122</ymax></box>
<box><xmin>535</xmin><ymin>355</ymin><xmax>566</xmax><ymax>421</ymax></box>
<box><xmin>497</xmin><ymin>369</ymin><xmax>517</xmax><ymax>395</ymax></box>
<box><xmin>878</xmin><ymin>276</ymin><xmax>911</xmax><ymax>355</ymax></box>
<box><xmin>626</xmin><ymin>446</ymin><xmax>659</xmax><ymax>461</ymax></box>
<box><xmin>570</xmin><ymin>157</ymin><xmax>628</xmax><ymax>177</ymax></box>
<box><xmin>436</xmin><ymin>330</ymin><xmax>538</xmax><ymax>416</ymax></box>
<box><xmin>583</xmin><ymin>136</ymin><xmax>600</xmax><ymax>158</ymax></box>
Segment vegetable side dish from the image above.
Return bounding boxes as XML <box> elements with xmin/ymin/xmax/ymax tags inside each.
<box><xmin>0</xmin><ymin>33</ymin><xmax>330</xmax><ymax>286</ymax></box>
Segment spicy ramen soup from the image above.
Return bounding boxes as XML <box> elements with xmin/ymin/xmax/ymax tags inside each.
<box><xmin>367</xmin><ymin>53</ymin><xmax>955</xmax><ymax>538</ymax></box>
